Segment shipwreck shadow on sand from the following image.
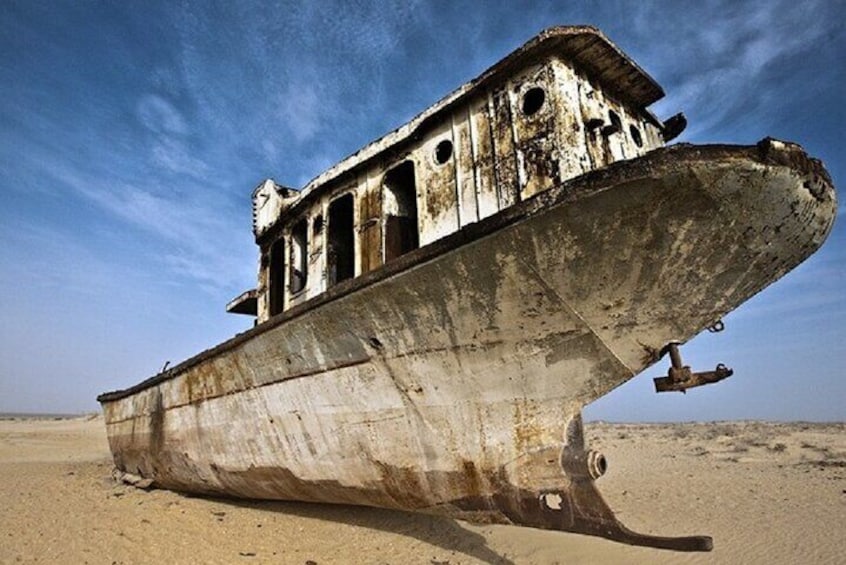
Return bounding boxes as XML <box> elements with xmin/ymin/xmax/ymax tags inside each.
<box><xmin>201</xmin><ymin>495</ymin><xmax>516</xmax><ymax>565</ymax></box>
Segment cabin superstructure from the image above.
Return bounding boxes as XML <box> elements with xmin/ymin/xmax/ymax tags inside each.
<box><xmin>227</xmin><ymin>26</ymin><xmax>682</xmax><ymax>323</ymax></box>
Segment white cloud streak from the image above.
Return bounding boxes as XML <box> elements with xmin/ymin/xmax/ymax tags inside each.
<box><xmin>276</xmin><ymin>81</ymin><xmax>322</xmax><ymax>143</ymax></box>
<box><xmin>625</xmin><ymin>0</ymin><xmax>841</xmax><ymax>140</ymax></box>
<box><xmin>136</xmin><ymin>94</ymin><xmax>188</xmax><ymax>135</ymax></box>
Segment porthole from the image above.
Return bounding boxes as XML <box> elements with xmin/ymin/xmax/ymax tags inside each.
<box><xmin>630</xmin><ymin>124</ymin><xmax>643</xmax><ymax>147</ymax></box>
<box><xmin>522</xmin><ymin>87</ymin><xmax>546</xmax><ymax>116</ymax></box>
<box><xmin>434</xmin><ymin>139</ymin><xmax>453</xmax><ymax>165</ymax></box>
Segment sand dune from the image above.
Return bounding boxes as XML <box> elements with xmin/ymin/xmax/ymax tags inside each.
<box><xmin>1</xmin><ymin>416</ymin><xmax>843</xmax><ymax>564</ymax></box>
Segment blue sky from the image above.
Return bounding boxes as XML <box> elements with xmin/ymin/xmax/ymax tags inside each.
<box><xmin>1</xmin><ymin>1</ymin><xmax>843</xmax><ymax>420</ymax></box>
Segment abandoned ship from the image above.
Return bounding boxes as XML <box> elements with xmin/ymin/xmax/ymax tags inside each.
<box><xmin>97</xmin><ymin>26</ymin><xmax>836</xmax><ymax>551</ymax></box>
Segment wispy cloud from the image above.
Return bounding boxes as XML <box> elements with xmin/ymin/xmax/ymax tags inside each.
<box><xmin>71</xmin><ymin>179</ymin><xmax>252</xmax><ymax>293</ymax></box>
<box><xmin>150</xmin><ymin>136</ymin><xmax>210</xmax><ymax>178</ymax></box>
<box><xmin>162</xmin><ymin>1</ymin><xmax>435</xmax><ymax>185</ymax></box>
<box><xmin>136</xmin><ymin>94</ymin><xmax>188</xmax><ymax>135</ymax></box>
<box><xmin>625</xmin><ymin>0</ymin><xmax>842</xmax><ymax>140</ymax></box>
<box><xmin>275</xmin><ymin>80</ymin><xmax>323</xmax><ymax>143</ymax></box>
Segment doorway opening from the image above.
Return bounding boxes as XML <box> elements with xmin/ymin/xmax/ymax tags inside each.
<box><xmin>328</xmin><ymin>194</ymin><xmax>355</xmax><ymax>286</ymax></box>
<box><xmin>268</xmin><ymin>239</ymin><xmax>286</xmax><ymax>316</ymax></box>
<box><xmin>383</xmin><ymin>161</ymin><xmax>419</xmax><ymax>262</ymax></box>
<box><xmin>290</xmin><ymin>218</ymin><xmax>308</xmax><ymax>294</ymax></box>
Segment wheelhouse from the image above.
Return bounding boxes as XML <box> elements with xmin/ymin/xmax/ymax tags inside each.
<box><xmin>228</xmin><ymin>27</ymin><xmax>682</xmax><ymax>323</ymax></box>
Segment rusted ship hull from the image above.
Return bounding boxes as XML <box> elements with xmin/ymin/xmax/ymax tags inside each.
<box><xmin>99</xmin><ymin>140</ymin><xmax>835</xmax><ymax>551</ymax></box>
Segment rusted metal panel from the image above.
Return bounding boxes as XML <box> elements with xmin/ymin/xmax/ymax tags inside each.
<box><xmin>578</xmin><ymin>78</ymin><xmax>610</xmax><ymax>170</ymax></box>
<box><xmin>607</xmin><ymin>106</ymin><xmax>629</xmax><ymax>162</ymax></box>
<box><xmin>358</xmin><ymin>173</ymin><xmax>382</xmax><ymax>274</ymax></box>
<box><xmin>572</xmin><ymin>70</ymin><xmax>663</xmax><ymax>172</ymax></box>
<box><xmin>468</xmin><ymin>96</ymin><xmax>499</xmax><ymax>219</ymax></box>
<box><xmin>644</xmin><ymin>117</ymin><xmax>664</xmax><ymax>149</ymax></box>
<box><xmin>307</xmin><ymin>207</ymin><xmax>326</xmax><ymax>300</ymax></box>
<box><xmin>550</xmin><ymin>59</ymin><xmax>590</xmax><ymax>182</ymax></box>
<box><xmin>252</xmin><ymin>180</ymin><xmax>299</xmax><ymax>239</ymax></box>
<box><xmin>285</xmin><ymin>217</ymin><xmax>309</xmax><ymax>310</ymax></box>
<box><xmin>490</xmin><ymin>87</ymin><xmax>520</xmax><ymax>210</ymax></box>
<box><xmin>417</xmin><ymin>123</ymin><xmax>459</xmax><ymax>246</ymax></box>
<box><xmin>453</xmin><ymin>109</ymin><xmax>479</xmax><ymax>227</ymax></box>
<box><xmin>512</xmin><ymin>63</ymin><xmax>559</xmax><ymax>200</ymax></box>
<box><xmin>604</xmin><ymin>99</ymin><xmax>634</xmax><ymax>162</ymax></box>
<box><xmin>256</xmin><ymin>250</ymin><xmax>270</xmax><ymax>322</ymax></box>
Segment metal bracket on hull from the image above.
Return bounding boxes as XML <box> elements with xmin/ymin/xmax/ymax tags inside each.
<box><xmin>653</xmin><ymin>342</ymin><xmax>733</xmax><ymax>393</ymax></box>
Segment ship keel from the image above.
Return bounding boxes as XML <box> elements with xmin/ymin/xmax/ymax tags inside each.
<box><xmin>437</xmin><ymin>413</ymin><xmax>712</xmax><ymax>551</ymax></box>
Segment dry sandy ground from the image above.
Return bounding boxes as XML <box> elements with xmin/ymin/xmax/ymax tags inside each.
<box><xmin>1</xmin><ymin>416</ymin><xmax>843</xmax><ymax>564</ymax></box>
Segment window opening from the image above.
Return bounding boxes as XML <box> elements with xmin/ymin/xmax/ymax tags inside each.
<box><xmin>269</xmin><ymin>240</ymin><xmax>286</xmax><ymax>316</ymax></box>
<box><xmin>328</xmin><ymin>194</ymin><xmax>355</xmax><ymax>286</ymax></box>
<box><xmin>606</xmin><ymin>110</ymin><xmax>622</xmax><ymax>135</ymax></box>
<box><xmin>290</xmin><ymin>218</ymin><xmax>308</xmax><ymax>294</ymax></box>
<box><xmin>313</xmin><ymin>214</ymin><xmax>324</xmax><ymax>236</ymax></box>
<box><xmin>630</xmin><ymin>124</ymin><xmax>643</xmax><ymax>147</ymax></box>
<box><xmin>434</xmin><ymin>139</ymin><xmax>453</xmax><ymax>165</ymax></box>
<box><xmin>522</xmin><ymin>87</ymin><xmax>545</xmax><ymax>116</ymax></box>
<box><xmin>383</xmin><ymin>161</ymin><xmax>419</xmax><ymax>262</ymax></box>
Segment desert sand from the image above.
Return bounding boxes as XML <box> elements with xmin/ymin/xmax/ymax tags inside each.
<box><xmin>1</xmin><ymin>416</ymin><xmax>843</xmax><ymax>564</ymax></box>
